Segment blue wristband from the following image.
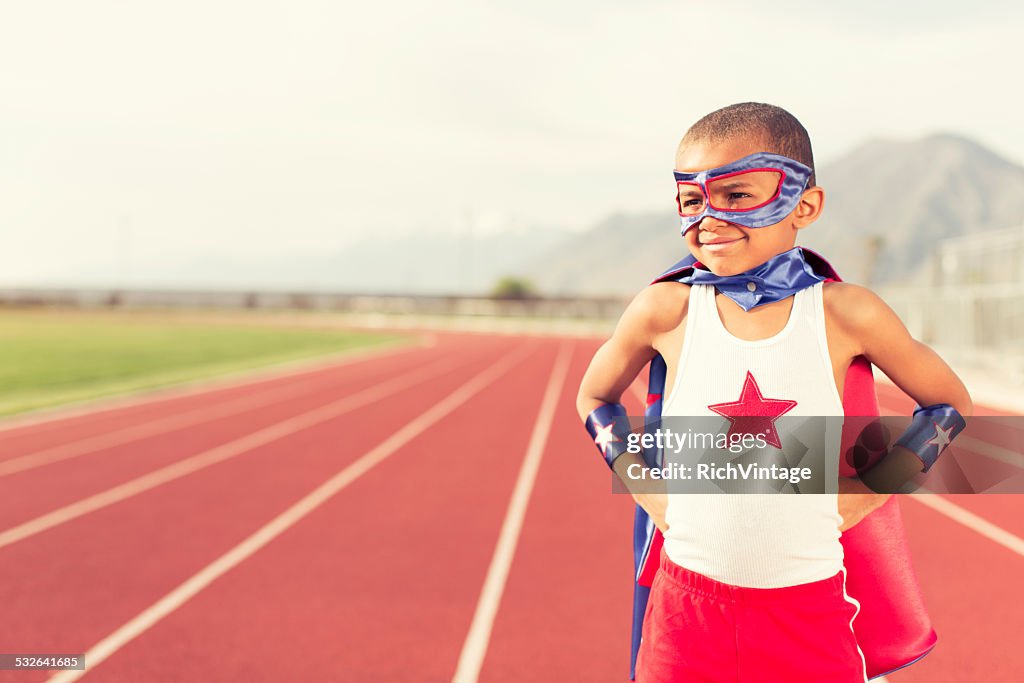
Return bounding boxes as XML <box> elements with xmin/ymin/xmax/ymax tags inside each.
<box><xmin>893</xmin><ymin>403</ymin><xmax>967</xmax><ymax>472</ymax></box>
<box><xmin>585</xmin><ymin>403</ymin><xmax>632</xmax><ymax>469</ymax></box>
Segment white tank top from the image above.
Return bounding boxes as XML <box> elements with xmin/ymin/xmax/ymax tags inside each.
<box><xmin>661</xmin><ymin>282</ymin><xmax>844</xmax><ymax>588</ymax></box>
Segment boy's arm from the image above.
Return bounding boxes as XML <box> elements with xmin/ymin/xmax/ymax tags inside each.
<box><xmin>576</xmin><ymin>283</ymin><xmax>689</xmax><ymax>531</ymax></box>
<box><xmin>830</xmin><ymin>283</ymin><xmax>973</xmax><ymax>506</ymax></box>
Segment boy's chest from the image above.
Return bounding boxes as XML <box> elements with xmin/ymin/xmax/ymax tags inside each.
<box><xmin>716</xmin><ymin>298</ymin><xmax>790</xmax><ymax>339</ymax></box>
<box><xmin>657</xmin><ymin>288</ymin><xmax>860</xmax><ymax>402</ymax></box>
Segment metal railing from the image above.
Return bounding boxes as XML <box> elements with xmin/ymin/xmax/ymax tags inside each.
<box><xmin>879</xmin><ymin>284</ymin><xmax>1024</xmax><ymax>351</ymax></box>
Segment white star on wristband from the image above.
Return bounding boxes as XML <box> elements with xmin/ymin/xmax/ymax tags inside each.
<box><xmin>926</xmin><ymin>423</ymin><xmax>954</xmax><ymax>452</ymax></box>
<box><xmin>593</xmin><ymin>422</ymin><xmax>620</xmax><ymax>452</ymax></box>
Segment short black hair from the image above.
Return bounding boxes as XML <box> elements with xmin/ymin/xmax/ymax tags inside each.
<box><xmin>681</xmin><ymin>102</ymin><xmax>816</xmax><ymax>186</ymax></box>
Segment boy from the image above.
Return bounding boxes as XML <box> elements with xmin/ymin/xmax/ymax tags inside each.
<box><xmin>576</xmin><ymin>103</ymin><xmax>972</xmax><ymax>682</ymax></box>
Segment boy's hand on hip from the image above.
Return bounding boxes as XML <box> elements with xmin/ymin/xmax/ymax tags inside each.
<box><xmin>610</xmin><ymin>450</ymin><xmax>670</xmax><ymax>533</ymax></box>
<box><xmin>634</xmin><ymin>492</ymin><xmax>669</xmax><ymax>533</ymax></box>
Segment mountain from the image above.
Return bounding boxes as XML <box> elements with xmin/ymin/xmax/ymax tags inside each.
<box><xmin>525</xmin><ymin>212</ymin><xmax>685</xmax><ymax>297</ymax></box>
<box><xmin>801</xmin><ymin>133</ymin><xmax>1024</xmax><ymax>284</ymax></box>
<box><xmin>525</xmin><ymin>134</ymin><xmax>1024</xmax><ymax>295</ymax></box>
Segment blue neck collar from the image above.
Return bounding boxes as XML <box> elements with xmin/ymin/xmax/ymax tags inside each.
<box><xmin>653</xmin><ymin>247</ymin><xmax>830</xmax><ymax>311</ymax></box>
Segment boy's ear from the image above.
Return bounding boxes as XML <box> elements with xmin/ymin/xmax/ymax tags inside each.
<box><xmin>793</xmin><ymin>186</ymin><xmax>825</xmax><ymax>229</ymax></box>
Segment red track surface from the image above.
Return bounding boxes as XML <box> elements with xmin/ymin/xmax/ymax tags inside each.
<box><xmin>0</xmin><ymin>332</ymin><xmax>1020</xmax><ymax>682</ymax></box>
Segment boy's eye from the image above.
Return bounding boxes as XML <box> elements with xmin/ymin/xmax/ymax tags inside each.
<box><xmin>678</xmin><ymin>194</ymin><xmax>706</xmax><ymax>216</ymax></box>
<box><xmin>728</xmin><ymin>192</ymin><xmax>753</xmax><ymax>200</ymax></box>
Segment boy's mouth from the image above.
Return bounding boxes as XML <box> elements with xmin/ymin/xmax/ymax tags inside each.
<box><xmin>700</xmin><ymin>236</ymin><xmax>745</xmax><ymax>252</ymax></box>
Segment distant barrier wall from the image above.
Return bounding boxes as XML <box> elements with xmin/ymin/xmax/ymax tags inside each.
<box><xmin>0</xmin><ymin>288</ymin><xmax>629</xmax><ymax>320</ymax></box>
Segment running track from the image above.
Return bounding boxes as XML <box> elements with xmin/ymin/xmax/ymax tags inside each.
<box><xmin>0</xmin><ymin>332</ymin><xmax>1020</xmax><ymax>682</ymax></box>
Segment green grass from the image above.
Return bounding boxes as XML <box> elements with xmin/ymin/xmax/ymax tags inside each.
<box><xmin>0</xmin><ymin>310</ymin><xmax>406</xmax><ymax>416</ymax></box>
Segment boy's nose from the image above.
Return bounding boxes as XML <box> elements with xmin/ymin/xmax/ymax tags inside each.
<box><xmin>699</xmin><ymin>216</ymin><xmax>731</xmax><ymax>232</ymax></box>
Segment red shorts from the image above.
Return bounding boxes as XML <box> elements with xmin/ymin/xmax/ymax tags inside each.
<box><xmin>636</xmin><ymin>549</ymin><xmax>868</xmax><ymax>683</ymax></box>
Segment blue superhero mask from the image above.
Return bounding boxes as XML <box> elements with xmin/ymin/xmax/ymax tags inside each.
<box><xmin>674</xmin><ymin>152</ymin><xmax>813</xmax><ymax>235</ymax></box>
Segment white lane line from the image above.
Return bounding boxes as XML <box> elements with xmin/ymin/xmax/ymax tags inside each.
<box><xmin>907</xmin><ymin>493</ymin><xmax>1024</xmax><ymax>557</ymax></box>
<box><xmin>46</xmin><ymin>339</ymin><xmax>535</xmax><ymax>683</ymax></box>
<box><xmin>0</xmin><ymin>368</ymin><xmax>374</xmax><ymax>478</ymax></box>
<box><xmin>451</xmin><ymin>342</ymin><xmax>573</xmax><ymax>683</ymax></box>
<box><xmin>955</xmin><ymin>435</ymin><xmax>1024</xmax><ymax>470</ymax></box>
<box><xmin>0</xmin><ymin>353</ymin><xmax>467</xmax><ymax>551</ymax></box>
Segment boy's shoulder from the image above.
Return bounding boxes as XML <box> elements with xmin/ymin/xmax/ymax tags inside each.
<box><xmin>618</xmin><ymin>281</ymin><xmax>691</xmax><ymax>341</ymax></box>
<box><xmin>822</xmin><ymin>280</ymin><xmax>893</xmax><ymax>333</ymax></box>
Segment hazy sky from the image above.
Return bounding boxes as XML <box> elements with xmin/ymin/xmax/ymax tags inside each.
<box><xmin>2</xmin><ymin>0</ymin><xmax>1022</xmax><ymax>285</ymax></box>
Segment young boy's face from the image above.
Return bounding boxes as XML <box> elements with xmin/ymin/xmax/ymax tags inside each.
<box><xmin>675</xmin><ymin>135</ymin><xmax>813</xmax><ymax>277</ymax></box>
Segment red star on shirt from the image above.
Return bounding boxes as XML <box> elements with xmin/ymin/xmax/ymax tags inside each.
<box><xmin>707</xmin><ymin>371</ymin><xmax>797</xmax><ymax>449</ymax></box>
